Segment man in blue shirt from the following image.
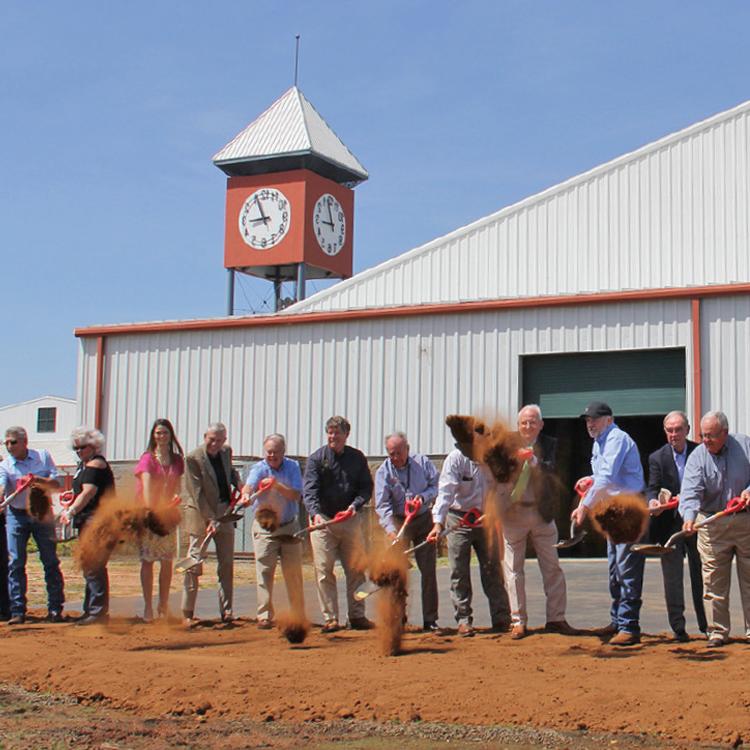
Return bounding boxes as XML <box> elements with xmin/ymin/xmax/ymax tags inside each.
<box><xmin>0</xmin><ymin>426</ymin><xmax>64</xmax><ymax>624</ymax></box>
<box><xmin>679</xmin><ymin>411</ymin><xmax>750</xmax><ymax>647</ymax></box>
<box><xmin>375</xmin><ymin>432</ymin><xmax>440</xmax><ymax>631</ymax></box>
<box><xmin>571</xmin><ymin>402</ymin><xmax>645</xmax><ymax>645</ymax></box>
<box><xmin>241</xmin><ymin>433</ymin><xmax>305</xmax><ymax>629</ymax></box>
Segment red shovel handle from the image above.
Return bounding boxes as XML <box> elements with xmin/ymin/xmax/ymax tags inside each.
<box><xmin>725</xmin><ymin>496</ymin><xmax>747</xmax><ymax>514</ymax></box>
<box><xmin>516</xmin><ymin>447</ymin><xmax>534</xmax><ymax>462</ymax></box>
<box><xmin>575</xmin><ymin>476</ymin><xmax>594</xmax><ymax>498</ymax></box>
<box><xmin>332</xmin><ymin>508</ymin><xmax>354</xmax><ymax>523</ymax></box>
<box><xmin>404</xmin><ymin>496</ymin><xmax>422</xmax><ymax>519</ymax></box>
<box><xmin>16</xmin><ymin>474</ymin><xmax>35</xmax><ymax>493</ymax></box>
<box><xmin>460</xmin><ymin>508</ymin><xmax>484</xmax><ymax>528</ymax></box>
<box><xmin>257</xmin><ymin>476</ymin><xmax>275</xmax><ymax>492</ymax></box>
<box><xmin>59</xmin><ymin>490</ymin><xmax>76</xmax><ymax>508</ymax></box>
<box><xmin>169</xmin><ymin>494</ymin><xmax>182</xmax><ymax>507</ymax></box>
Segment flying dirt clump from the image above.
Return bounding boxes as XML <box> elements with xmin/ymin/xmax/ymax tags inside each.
<box><xmin>255</xmin><ymin>508</ymin><xmax>279</xmax><ymax>532</ymax></box>
<box><xmin>276</xmin><ymin>611</ymin><xmax>310</xmax><ymax>644</ymax></box>
<box><xmin>27</xmin><ymin>485</ymin><xmax>52</xmax><ymax>522</ymax></box>
<box><xmin>591</xmin><ymin>493</ymin><xmax>649</xmax><ymax>544</ymax></box>
<box><xmin>369</xmin><ymin>547</ymin><xmax>408</xmax><ymax>657</ymax></box>
<box><xmin>445</xmin><ymin>414</ymin><xmax>524</xmax><ymax>483</ymax></box>
<box><xmin>75</xmin><ymin>496</ymin><xmax>181</xmax><ymax>574</ymax></box>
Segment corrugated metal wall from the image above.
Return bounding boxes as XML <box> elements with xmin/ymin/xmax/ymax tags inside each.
<box><xmin>79</xmin><ymin>298</ymin><xmax>697</xmax><ymax>460</ymax></box>
<box><xmin>289</xmin><ymin>102</ymin><xmax>750</xmax><ymax>313</ymax></box>
<box><xmin>701</xmin><ymin>295</ymin><xmax>750</xmax><ymax>429</ymax></box>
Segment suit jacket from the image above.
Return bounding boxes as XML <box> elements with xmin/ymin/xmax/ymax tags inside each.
<box><xmin>183</xmin><ymin>444</ymin><xmax>241</xmax><ymax>536</ymax></box>
<box><xmin>647</xmin><ymin>440</ymin><xmax>697</xmax><ymax>544</ymax></box>
<box><xmin>507</xmin><ymin>432</ymin><xmax>559</xmax><ymax>523</ymax></box>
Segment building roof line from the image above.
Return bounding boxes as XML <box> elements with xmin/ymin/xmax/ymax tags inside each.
<box><xmin>74</xmin><ymin>281</ymin><xmax>750</xmax><ymax>338</ymax></box>
<box><xmin>284</xmin><ymin>97</ymin><xmax>750</xmax><ymax>313</ymax></box>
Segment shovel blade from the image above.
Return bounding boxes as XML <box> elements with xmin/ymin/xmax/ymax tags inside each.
<box><xmin>217</xmin><ymin>511</ymin><xmax>244</xmax><ymax>523</ymax></box>
<box><xmin>630</xmin><ymin>543</ymin><xmax>675</xmax><ymax>556</ymax></box>
<box><xmin>354</xmin><ymin>582</ymin><xmax>381</xmax><ymax>601</ymax></box>
<box><xmin>174</xmin><ymin>555</ymin><xmax>204</xmax><ymax>574</ymax></box>
<box><xmin>554</xmin><ymin>530</ymin><xmax>587</xmax><ymax>549</ymax></box>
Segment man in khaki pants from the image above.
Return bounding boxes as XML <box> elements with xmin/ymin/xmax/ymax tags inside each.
<box><xmin>182</xmin><ymin>423</ymin><xmax>240</xmax><ymax>626</ymax></box>
<box><xmin>241</xmin><ymin>434</ymin><xmax>305</xmax><ymax>628</ymax></box>
<box><xmin>679</xmin><ymin>411</ymin><xmax>750</xmax><ymax>648</ymax></box>
<box><xmin>303</xmin><ymin>416</ymin><xmax>374</xmax><ymax>633</ymax></box>
<box><xmin>500</xmin><ymin>405</ymin><xmax>574</xmax><ymax>640</ymax></box>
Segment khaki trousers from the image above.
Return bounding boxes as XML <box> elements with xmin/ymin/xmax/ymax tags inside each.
<box><xmin>310</xmin><ymin>512</ymin><xmax>366</xmax><ymax>624</ymax></box>
<box><xmin>181</xmin><ymin>529</ymin><xmax>234</xmax><ymax>619</ymax></box>
<box><xmin>697</xmin><ymin>511</ymin><xmax>750</xmax><ymax>641</ymax></box>
<box><xmin>502</xmin><ymin>505</ymin><xmax>567</xmax><ymax>626</ymax></box>
<box><xmin>252</xmin><ymin>519</ymin><xmax>305</xmax><ymax>622</ymax></box>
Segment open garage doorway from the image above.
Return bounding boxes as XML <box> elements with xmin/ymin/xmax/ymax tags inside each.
<box><xmin>521</xmin><ymin>348</ymin><xmax>687</xmax><ymax>557</ymax></box>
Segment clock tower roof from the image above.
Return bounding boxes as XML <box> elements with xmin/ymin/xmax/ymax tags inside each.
<box><xmin>212</xmin><ymin>86</ymin><xmax>368</xmax><ymax>187</ymax></box>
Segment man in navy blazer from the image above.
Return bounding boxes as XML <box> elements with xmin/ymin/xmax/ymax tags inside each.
<box><xmin>646</xmin><ymin>411</ymin><xmax>706</xmax><ymax>640</ymax></box>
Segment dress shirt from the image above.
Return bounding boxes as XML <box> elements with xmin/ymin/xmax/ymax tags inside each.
<box><xmin>246</xmin><ymin>457</ymin><xmax>302</xmax><ymax>526</ymax></box>
<box><xmin>0</xmin><ymin>449</ymin><xmax>59</xmax><ymax>510</ymax></box>
<box><xmin>679</xmin><ymin>434</ymin><xmax>750</xmax><ymax>522</ymax></box>
<box><xmin>303</xmin><ymin>444</ymin><xmax>373</xmax><ymax>518</ymax></box>
<box><xmin>582</xmin><ymin>423</ymin><xmax>644</xmax><ymax>508</ymax></box>
<box><xmin>433</xmin><ymin>449</ymin><xmax>485</xmax><ymax>524</ymax></box>
<box><xmin>374</xmin><ymin>453</ymin><xmax>439</xmax><ymax>534</ymax></box>
<box><xmin>672</xmin><ymin>447</ymin><xmax>688</xmax><ymax>484</ymax></box>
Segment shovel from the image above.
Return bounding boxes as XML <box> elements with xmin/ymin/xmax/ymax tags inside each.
<box><xmin>294</xmin><ymin>508</ymin><xmax>355</xmax><ymax>539</ymax></box>
<box><xmin>632</xmin><ymin>496</ymin><xmax>747</xmax><ymax>556</ymax></box>
<box><xmin>555</xmin><ymin>479</ymin><xmax>594</xmax><ymax>549</ymax></box>
<box><xmin>649</xmin><ymin>498</ymin><xmax>680</xmax><ymax>515</ymax></box>
<box><xmin>217</xmin><ymin>477</ymin><xmax>276</xmax><ymax>523</ymax></box>
<box><xmin>174</xmin><ymin>526</ymin><xmax>217</xmax><ymax>574</ymax></box>
<box><xmin>391</xmin><ymin>496</ymin><xmax>423</xmax><ymax>545</ymax></box>
<box><xmin>406</xmin><ymin>507</ymin><xmax>485</xmax><ymax>557</ymax></box>
<box><xmin>0</xmin><ymin>473</ymin><xmax>35</xmax><ymax>511</ymax></box>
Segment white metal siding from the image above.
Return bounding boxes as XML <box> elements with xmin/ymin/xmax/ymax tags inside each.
<box><xmin>701</xmin><ymin>295</ymin><xmax>750</xmax><ymax>433</ymax></box>
<box><xmin>288</xmin><ymin>101</ymin><xmax>750</xmax><ymax>313</ymax></box>
<box><xmin>79</xmin><ymin>299</ymin><xmax>694</xmax><ymax>460</ymax></box>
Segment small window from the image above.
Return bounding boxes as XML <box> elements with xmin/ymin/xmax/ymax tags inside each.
<box><xmin>37</xmin><ymin>407</ymin><xmax>57</xmax><ymax>433</ymax></box>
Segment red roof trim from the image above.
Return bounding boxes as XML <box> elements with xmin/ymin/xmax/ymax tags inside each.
<box><xmin>74</xmin><ymin>282</ymin><xmax>750</xmax><ymax>337</ymax></box>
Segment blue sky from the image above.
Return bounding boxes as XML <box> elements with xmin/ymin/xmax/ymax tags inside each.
<box><xmin>2</xmin><ymin>1</ymin><xmax>749</xmax><ymax>404</ymax></box>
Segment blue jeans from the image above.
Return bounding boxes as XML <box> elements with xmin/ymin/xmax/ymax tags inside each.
<box><xmin>607</xmin><ymin>539</ymin><xmax>645</xmax><ymax>634</ymax></box>
<box><xmin>0</xmin><ymin>514</ymin><xmax>9</xmax><ymax>617</ymax></box>
<box><xmin>6</xmin><ymin>508</ymin><xmax>64</xmax><ymax>616</ymax></box>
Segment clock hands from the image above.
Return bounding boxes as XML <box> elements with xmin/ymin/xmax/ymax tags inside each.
<box><xmin>251</xmin><ymin>196</ymin><xmax>270</xmax><ymax>225</ymax></box>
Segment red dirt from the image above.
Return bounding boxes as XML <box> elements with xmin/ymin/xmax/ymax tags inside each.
<box><xmin>591</xmin><ymin>493</ymin><xmax>649</xmax><ymax>544</ymax></box>
<box><xmin>1</xmin><ymin>614</ymin><xmax>749</xmax><ymax>746</ymax></box>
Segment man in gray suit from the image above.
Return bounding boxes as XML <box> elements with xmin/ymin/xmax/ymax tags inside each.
<box><xmin>182</xmin><ymin>422</ymin><xmax>241</xmax><ymax>626</ymax></box>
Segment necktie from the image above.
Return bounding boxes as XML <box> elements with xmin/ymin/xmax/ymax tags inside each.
<box><xmin>510</xmin><ymin>447</ymin><xmax>533</xmax><ymax>504</ymax></box>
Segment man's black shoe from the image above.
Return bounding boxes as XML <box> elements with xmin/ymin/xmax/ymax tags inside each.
<box><xmin>47</xmin><ymin>610</ymin><xmax>65</xmax><ymax>623</ymax></box>
<box><xmin>423</xmin><ymin>621</ymin><xmax>441</xmax><ymax>633</ymax></box>
<box><xmin>673</xmin><ymin>630</ymin><xmax>690</xmax><ymax>643</ymax></box>
<box><xmin>348</xmin><ymin>617</ymin><xmax>375</xmax><ymax>630</ymax></box>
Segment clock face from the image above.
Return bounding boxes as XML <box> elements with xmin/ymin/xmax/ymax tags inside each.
<box><xmin>313</xmin><ymin>193</ymin><xmax>346</xmax><ymax>256</ymax></box>
<box><xmin>238</xmin><ymin>188</ymin><xmax>291</xmax><ymax>250</ymax></box>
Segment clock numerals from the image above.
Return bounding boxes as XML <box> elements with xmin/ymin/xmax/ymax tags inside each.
<box><xmin>238</xmin><ymin>188</ymin><xmax>291</xmax><ymax>250</ymax></box>
<box><xmin>313</xmin><ymin>193</ymin><xmax>346</xmax><ymax>256</ymax></box>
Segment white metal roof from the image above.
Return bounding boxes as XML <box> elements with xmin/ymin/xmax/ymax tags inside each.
<box><xmin>212</xmin><ymin>86</ymin><xmax>368</xmax><ymax>181</ymax></box>
<box><xmin>285</xmin><ymin>99</ymin><xmax>750</xmax><ymax>314</ymax></box>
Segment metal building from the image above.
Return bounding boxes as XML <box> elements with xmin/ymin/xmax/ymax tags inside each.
<box><xmin>76</xmin><ymin>100</ymin><xmax>750</xmax><ymax>475</ymax></box>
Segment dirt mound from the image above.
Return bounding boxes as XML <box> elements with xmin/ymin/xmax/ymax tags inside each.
<box><xmin>591</xmin><ymin>493</ymin><xmax>649</xmax><ymax>544</ymax></box>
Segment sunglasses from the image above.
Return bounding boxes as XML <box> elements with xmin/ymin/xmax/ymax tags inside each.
<box><xmin>4</xmin><ymin>440</ymin><xmax>18</xmax><ymax>446</ymax></box>
<box><xmin>74</xmin><ymin>445</ymin><xmax>90</xmax><ymax>452</ymax></box>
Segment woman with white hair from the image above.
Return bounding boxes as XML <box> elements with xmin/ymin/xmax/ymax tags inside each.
<box><xmin>60</xmin><ymin>426</ymin><xmax>115</xmax><ymax>625</ymax></box>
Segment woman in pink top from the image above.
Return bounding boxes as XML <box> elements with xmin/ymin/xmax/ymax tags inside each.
<box><xmin>135</xmin><ymin>419</ymin><xmax>184</xmax><ymax>621</ymax></box>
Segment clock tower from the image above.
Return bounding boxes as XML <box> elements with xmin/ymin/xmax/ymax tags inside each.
<box><xmin>213</xmin><ymin>87</ymin><xmax>368</xmax><ymax>313</ymax></box>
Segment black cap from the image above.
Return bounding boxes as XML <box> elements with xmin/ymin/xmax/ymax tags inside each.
<box><xmin>581</xmin><ymin>400</ymin><xmax>613</xmax><ymax>418</ymax></box>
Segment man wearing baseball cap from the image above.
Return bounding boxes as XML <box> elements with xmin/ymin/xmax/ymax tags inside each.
<box><xmin>571</xmin><ymin>401</ymin><xmax>646</xmax><ymax>645</ymax></box>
